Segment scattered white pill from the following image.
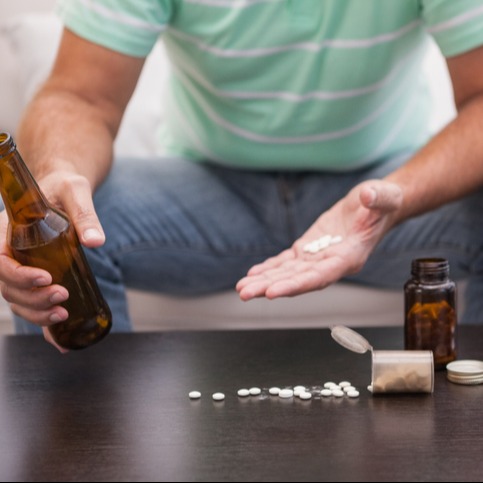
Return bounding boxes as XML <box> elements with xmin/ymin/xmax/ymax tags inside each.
<box><xmin>189</xmin><ymin>391</ymin><xmax>201</xmax><ymax>399</ymax></box>
<box><xmin>212</xmin><ymin>392</ymin><xmax>225</xmax><ymax>401</ymax></box>
<box><xmin>249</xmin><ymin>387</ymin><xmax>262</xmax><ymax>396</ymax></box>
<box><xmin>320</xmin><ymin>389</ymin><xmax>333</xmax><ymax>397</ymax></box>
<box><xmin>367</xmin><ymin>385</ymin><xmax>373</xmax><ymax>393</ymax></box>
<box><xmin>237</xmin><ymin>389</ymin><xmax>250</xmax><ymax>397</ymax></box>
<box><xmin>324</xmin><ymin>382</ymin><xmax>337</xmax><ymax>389</ymax></box>
<box><xmin>299</xmin><ymin>391</ymin><xmax>312</xmax><ymax>400</ymax></box>
<box><xmin>343</xmin><ymin>386</ymin><xmax>357</xmax><ymax>393</ymax></box>
<box><xmin>339</xmin><ymin>381</ymin><xmax>351</xmax><ymax>388</ymax></box>
<box><xmin>278</xmin><ymin>389</ymin><xmax>294</xmax><ymax>398</ymax></box>
<box><xmin>332</xmin><ymin>389</ymin><xmax>345</xmax><ymax>398</ymax></box>
<box><xmin>294</xmin><ymin>385</ymin><xmax>306</xmax><ymax>396</ymax></box>
<box><xmin>347</xmin><ymin>390</ymin><xmax>360</xmax><ymax>398</ymax></box>
<box><xmin>269</xmin><ymin>387</ymin><xmax>281</xmax><ymax>395</ymax></box>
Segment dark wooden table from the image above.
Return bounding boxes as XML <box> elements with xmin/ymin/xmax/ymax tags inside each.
<box><xmin>0</xmin><ymin>326</ymin><xmax>482</xmax><ymax>482</ymax></box>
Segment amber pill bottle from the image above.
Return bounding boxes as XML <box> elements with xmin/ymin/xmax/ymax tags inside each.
<box><xmin>404</xmin><ymin>258</ymin><xmax>457</xmax><ymax>370</ymax></box>
<box><xmin>0</xmin><ymin>132</ymin><xmax>112</xmax><ymax>350</ymax></box>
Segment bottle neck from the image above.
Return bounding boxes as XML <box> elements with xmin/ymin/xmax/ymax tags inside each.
<box><xmin>0</xmin><ymin>132</ymin><xmax>50</xmax><ymax>224</ymax></box>
<box><xmin>411</xmin><ymin>258</ymin><xmax>450</xmax><ymax>284</ymax></box>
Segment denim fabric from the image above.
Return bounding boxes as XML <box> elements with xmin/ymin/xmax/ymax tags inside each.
<box><xmin>11</xmin><ymin>153</ymin><xmax>483</xmax><ymax>333</ymax></box>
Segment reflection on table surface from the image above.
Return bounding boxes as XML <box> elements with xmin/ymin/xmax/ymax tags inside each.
<box><xmin>0</xmin><ymin>326</ymin><xmax>482</xmax><ymax>482</ymax></box>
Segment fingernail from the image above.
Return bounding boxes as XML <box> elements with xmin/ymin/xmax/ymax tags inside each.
<box><xmin>83</xmin><ymin>228</ymin><xmax>103</xmax><ymax>241</ymax></box>
<box><xmin>50</xmin><ymin>292</ymin><xmax>67</xmax><ymax>304</ymax></box>
<box><xmin>367</xmin><ymin>188</ymin><xmax>377</xmax><ymax>207</ymax></box>
<box><xmin>33</xmin><ymin>277</ymin><xmax>50</xmax><ymax>287</ymax></box>
<box><xmin>49</xmin><ymin>313</ymin><xmax>63</xmax><ymax>323</ymax></box>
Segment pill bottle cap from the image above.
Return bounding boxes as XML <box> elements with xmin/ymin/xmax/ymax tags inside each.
<box><xmin>446</xmin><ymin>360</ymin><xmax>483</xmax><ymax>385</ymax></box>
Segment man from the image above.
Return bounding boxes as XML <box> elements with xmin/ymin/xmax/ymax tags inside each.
<box><xmin>1</xmin><ymin>0</ymin><xmax>483</xmax><ymax>351</ymax></box>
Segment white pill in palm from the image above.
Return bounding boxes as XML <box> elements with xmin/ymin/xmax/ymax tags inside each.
<box><xmin>189</xmin><ymin>391</ymin><xmax>201</xmax><ymax>399</ymax></box>
<box><xmin>237</xmin><ymin>388</ymin><xmax>250</xmax><ymax>397</ymax></box>
<box><xmin>212</xmin><ymin>392</ymin><xmax>225</xmax><ymax>401</ymax></box>
<box><xmin>330</xmin><ymin>235</ymin><xmax>343</xmax><ymax>245</ymax></box>
<box><xmin>249</xmin><ymin>387</ymin><xmax>261</xmax><ymax>396</ymax></box>
<box><xmin>303</xmin><ymin>235</ymin><xmax>343</xmax><ymax>254</ymax></box>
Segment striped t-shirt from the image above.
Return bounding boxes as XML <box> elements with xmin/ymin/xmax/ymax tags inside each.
<box><xmin>57</xmin><ymin>0</ymin><xmax>483</xmax><ymax>171</ymax></box>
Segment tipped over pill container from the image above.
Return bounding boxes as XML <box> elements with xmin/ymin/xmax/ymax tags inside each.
<box><xmin>331</xmin><ymin>325</ymin><xmax>434</xmax><ymax>394</ymax></box>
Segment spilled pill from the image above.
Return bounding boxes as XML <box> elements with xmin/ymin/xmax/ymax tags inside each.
<box><xmin>278</xmin><ymin>389</ymin><xmax>294</xmax><ymax>398</ymax></box>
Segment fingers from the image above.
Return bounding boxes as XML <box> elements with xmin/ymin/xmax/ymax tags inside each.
<box><xmin>0</xmin><ymin>238</ymin><xmax>69</xmax><ymax>330</ymax></box>
<box><xmin>5</xmin><ymin>282</ymin><xmax>69</xmax><ymax>325</ymax></box>
<box><xmin>42</xmin><ymin>327</ymin><xmax>70</xmax><ymax>354</ymax></box>
<box><xmin>237</xmin><ymin>256</ymin><xmax>345</xmax><ymax>300</ymax></box>
<box><xmin>244</xmin><ymin>249</ymin><xmax>295</xmax><ymax>276</ymax></box>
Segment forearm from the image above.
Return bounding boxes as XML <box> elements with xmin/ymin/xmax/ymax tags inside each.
<box><xmin>16</xmin><ymin>83</ymin><xmax>117</xmax><ymax>191</ymax></box>
<box><xmin>385</xmin><ymin>93</ymin><xmax>483</xmax><ymax>225</ymax></box>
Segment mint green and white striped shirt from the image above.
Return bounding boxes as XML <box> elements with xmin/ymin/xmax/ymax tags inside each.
<box><xmin>57</xmin><ymin>0</ymin><xmax>483</xmax><ymax>171</ymax></box>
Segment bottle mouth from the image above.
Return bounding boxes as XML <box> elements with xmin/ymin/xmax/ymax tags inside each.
<box><xmin>0</xmin><ymin>132</ymin><xmax>16</xmax><ymax>157</ymax></box>
<box><xmin>411</xmin><ymin>257</ymin><xmax>449</xmax><ymax>275</ymax></box>
<box><xmin>0</xmin><ymin>132</ymin><xmax>11</xmax><ymax>144</ymax></box>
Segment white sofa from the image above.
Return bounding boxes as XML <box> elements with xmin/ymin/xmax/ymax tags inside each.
<box><xmin>0</xmin><ymin>1</ymin><xmax>457</xmax><ymax>334</ymax></box>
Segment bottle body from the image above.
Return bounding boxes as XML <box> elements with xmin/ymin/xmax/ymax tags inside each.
<box><xmin>404</xmin><ymin>258</ymin><xmax>457</xmax><ymax>370</ymax></box>
<box><xmin>0</xmin><ymin>132</ymin><xmax>111</xmax><ymax>350</ymax></box>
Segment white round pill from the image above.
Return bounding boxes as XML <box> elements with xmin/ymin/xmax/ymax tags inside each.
<box><xmin>343</xmin><ymin>386</ymin><xmax>357</xmax><ymax>393</ymax></box>
<box><xmin>278</xmin><ymin>389</ymin><xmax>294</xmax><ymax>398</ymax></box>
<box><xmin>237</xmin><ymin>388</ymin><xmax>250</xmax><ymax>397</ymax></box>
<box><xmin>269</xmin><ymin>387</ymin><xmax>281</xmax><ymax>395</ymax></box>
<box><xmin>347</xmin><ymin>390</ymin><xmax>360</xmax><ymax>398</ymax></box>
<box><xmin>320</xmin><ymin>389</ymin><xmax>332</xmax><ymax>397</ymax></box>
<box><xmin>332</xmin><ymin>389</ymin><xmax>345</xmax><ymax>397</ymax></box>
<box><xmin>299</xmin><ymin>391</ymin><xmax>312</xmax><ymax>400</ymax></box>
<box><xmin>339</xmin><ymin>381</ymin><xmax>351</xmax><ymax>388</ymax></box>
<box><xmin>324</xmin><ymin>382</ymin><xmax>337</xmax><ymax>389</ymax></box>
<box><xmin>249</xmin><ymin>387</ymin><xmax>261</xmax><ymax>396</ymax></box>
<box><xmin>367</xmin><ymin>384</ymin><xmax>373</xmax><ymax>393</ymax></box>
<box><xmin>294</xmin><ymin>386</ymin><xmax>306</xmax><ymax>396</ymax></box>
<box><xmin>212</xmin><ymin>392</ymin><xmax>225</xmax><ymax>401</ymax></box>
<box><xmin>189</xmin><ymin>391</ymin><xmax>201</xmax><ymax>399</ymax></box>
<box><xmin>330</xmin><ymin>235</ymin><xmax>343</xmax><ymax>245</ymax></box>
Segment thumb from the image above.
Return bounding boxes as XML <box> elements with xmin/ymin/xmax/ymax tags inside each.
<box><xmin>60</xmin><ymin>177</ymin><xmax>106</xmax><ymax>248</ymax></box>
<box><xmin>360</xmin><ymin>181</ymin><xmax>403</xmax><ymax>213</ymax></box>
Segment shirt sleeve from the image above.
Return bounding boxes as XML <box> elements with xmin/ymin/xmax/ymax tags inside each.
<box><xmin>56</xmin><ymin>0</ymin><xmax>173</xmax><ymax>57</ymax></box>
<box><xmin>421</xmin><ymin>0</ymin><xmax>483</xmax><ymax>57</ymax></box>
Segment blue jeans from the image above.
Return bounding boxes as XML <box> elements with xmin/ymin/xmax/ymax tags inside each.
<box><xmin>12</xmin><ymin>153</ymin><xmax>483</xmax><ymax>333</ymax></box>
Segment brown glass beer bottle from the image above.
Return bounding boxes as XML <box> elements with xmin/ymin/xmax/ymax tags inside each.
<box><xmin>404</xmin><ymin>258</ymin><xmax>457</xmax><ymax>370</ymax></box>
<box><xmin>0</xmin><ymin>132</ymin><xmax>111</xmax><ymax>350</ymax></box>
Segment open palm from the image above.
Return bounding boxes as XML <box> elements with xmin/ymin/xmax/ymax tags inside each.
<box><xmin>236</xmin><ymin>180</ymin><xmax>403</xmax><ymax>300</ymax></box>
